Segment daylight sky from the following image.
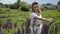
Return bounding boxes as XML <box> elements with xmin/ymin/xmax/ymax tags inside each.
<box><xmin>21</xmin><ymin>0</ymin><xmax>60</xmax><ymax>5</ymax></box>
<box><xmin>0</xmin><ymin>0</ymin><xmax>17</xmax><ymax>4</ymax></box>
<box><xmin>0</xmin><ymin>0</ymin><xmax>60</xmax><ymax>5</ymax></box>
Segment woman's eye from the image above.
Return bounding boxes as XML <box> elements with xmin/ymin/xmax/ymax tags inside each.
<box><xmin>34</xmin><ymin>6</ymin><xmax>38</xmax><ymax>8</ymax></box>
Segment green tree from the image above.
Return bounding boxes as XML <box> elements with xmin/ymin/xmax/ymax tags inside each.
<box><xmin>0</xmin><ymin>2</ymin><xmax>3</xmax><ymax>5</ymax></box>
<box><xmin>20</xmin><ymin>1</ymin><xmax>31</xmax><ymax>11</ymax></box>
<box><xmin>57</xmin><ymin>1</ymin><xmax>60</xmax><ymax>6</ymax></box>
<box><xmin>17</xmin><ymin>0</ymin><xmax>20</xmax><ymax>8</ymax></box>
<box><xmin>10</xmin><ymin>0</ymin><xmax>21</xmax><ymax>9</ymax></box>
<box><xmin>57</xmin><ymin>1</ymin><xmax>60</xmax><ymax>11</ymax></box>
<box><xmin>20</xmin><ymin>1</ymin><xmax>28</xmax><ymax>7</ymax></box>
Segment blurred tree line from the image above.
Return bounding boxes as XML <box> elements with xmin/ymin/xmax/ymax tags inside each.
<box><xmin>0</xmin><ymin>0</ymin><xmax>60</xmax><ymax>11</ymax></box>
<box><xmin>10</xmin><ymin>0</ymin><xmax>31</xmax><ymax>11</ymax></box>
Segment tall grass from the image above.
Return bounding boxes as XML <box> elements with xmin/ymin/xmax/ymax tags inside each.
<box><xmin>0</xmin><ymin>9</ymin><xmax>60</xmax><ymax>34</ymax></box>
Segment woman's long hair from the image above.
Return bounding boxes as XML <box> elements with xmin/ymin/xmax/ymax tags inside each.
<box><xmin>30</xmin><ymin>2</ymin><xmax>42</xmax><ymax>14</ymax></box>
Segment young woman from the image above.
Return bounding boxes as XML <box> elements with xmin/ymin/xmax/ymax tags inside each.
<box><xmin>30</xmin><ymin>2</ymin><xmax>54</xmax><ymax>34</ymax></box>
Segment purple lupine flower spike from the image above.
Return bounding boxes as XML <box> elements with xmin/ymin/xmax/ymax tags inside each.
<box><xmin>3</xmin><ymin>23</ymin><xmax>7</xmax><ymax>29</ymax></box>
<box><xmin>14</xmin><ymin>27</ymin><xmax>21</xmax><ymax>34</ymax></box>
<box><xmin>26</xmin><ymin>18</ymin><xmax>31</xmax><ymax>34</ymax></box>
<box><xmin>14</xmin><ymin>22</ymin><xmax>17</xmax><ymax>28</ymax></box>
<box><xmin>6</xmin><ymin>19</ymin><xmax>12</xmax><ymax>29</ymax></box>
<box><xmin>21</xmin><ymin>22</ymin><xmax>24</xmax><ymax>34</ymax></box>
<box><xmin>17</xmin><ymin>27</ymin><xmax>21</xmax><ymax>34</ymax></box>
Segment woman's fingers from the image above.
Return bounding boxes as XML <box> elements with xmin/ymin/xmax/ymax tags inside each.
<box><xmin>47</xmin><ymin>18</ymin><xmax>55</xmax><ymax>22</ymax></box>
<box><xmin>48</xmin><ymin>18</ymin><xmax>54</xmax><ymax>22</ymax></box>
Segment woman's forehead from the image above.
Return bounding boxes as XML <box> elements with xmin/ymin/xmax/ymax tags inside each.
<box><xmin>33</xmin><ymin>4</ymin><xmax>39</xmax><ymax>7</ymax></box>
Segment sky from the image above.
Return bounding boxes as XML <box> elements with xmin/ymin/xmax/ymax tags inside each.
<box><xmin>21</xmin><ymin>0</ymin><xmax>60</xmax><ymax>5</ymax></box>
<box><xmin>0</xmin><ymin>0</ymin><xmax>60</xmax><ymax>5</ymax></box>
<box><xmin>0</xmin><ymin>0</ymin><xmax>17</xmax><ymax>4</ymax></box>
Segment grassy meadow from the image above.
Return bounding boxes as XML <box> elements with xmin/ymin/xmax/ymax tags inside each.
<box><xmin>0</xmin><ymin>8</ymin><xmax>60</xmax><ymax>34</ymax></box>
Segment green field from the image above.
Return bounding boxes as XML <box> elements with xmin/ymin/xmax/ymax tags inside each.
<box><xmin>0</xmin><ymin>8</ymin><xmax>60</xmax><ymax>34</ymax></box>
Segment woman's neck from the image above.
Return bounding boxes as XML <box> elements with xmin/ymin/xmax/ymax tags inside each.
<box><xmin>35</xmin><ymin>12</ymin><xmax>40</xmax><ymax>16</ymax></box>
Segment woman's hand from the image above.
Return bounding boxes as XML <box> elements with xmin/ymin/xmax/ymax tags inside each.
<box><xmin>46</xmin><ymin>18</ymin><xmax>55</xmax><ymax>23</ymax></box>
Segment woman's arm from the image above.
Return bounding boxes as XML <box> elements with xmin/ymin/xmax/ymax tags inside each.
<box><xmin>34</xmin><ymin>16</ymin><xmax>47</xmax><ymax>21</ymax></box>
<box><xmin>34</xmin><ymin>16</ymin><xmax>54</xmax><ymax>22</ymax></box>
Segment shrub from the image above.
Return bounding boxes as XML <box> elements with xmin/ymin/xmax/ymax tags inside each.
<box><xmin>10</xmin><ymin>4</ymin><xmax>19</xmax><ymax>9</ymax></box>
<box><xmin>0</xmin><ymin>8</ymin><xmax>5</xmax><ymax>14</ymax></box>
<box><xmin>57</xmin><ymin>5</ymin><xmax>60</xmax><ymax>11</ymax></box>
<box><xmin>21</xmin><ymin>6</ymin><xmax>30</xmax><ymax>11</ymax></box>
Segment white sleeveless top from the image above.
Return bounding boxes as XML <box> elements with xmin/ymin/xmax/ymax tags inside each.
<box><xmin>30</xmin><ymin>12</ymin><xmax>42</xmax><ymax>26</ymax></box>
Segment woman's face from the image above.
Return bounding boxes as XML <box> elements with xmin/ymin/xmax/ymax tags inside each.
<box><xmin>32</xmin><ymin>4</ymin><xmax>39</xmax><ymax>12</ymax></box>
